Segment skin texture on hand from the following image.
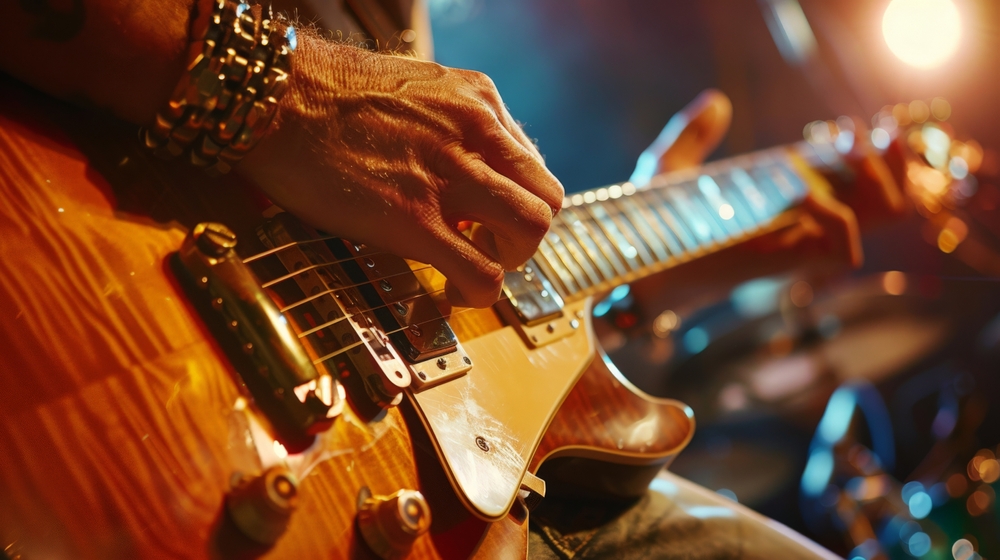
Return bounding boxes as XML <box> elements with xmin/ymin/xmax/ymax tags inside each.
<box><xmin>240</xmin><ymin>29</ymin><xmax>564</xmax><ymax>308</ymax></box>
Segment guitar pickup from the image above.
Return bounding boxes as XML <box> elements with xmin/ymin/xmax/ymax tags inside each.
<box><xmin>254</xmin><ymin>214</ymin><xmax>413</xmax><ymax>405</ymax></box>
<box><xmin>497</xmin><ymin>260</ymin><xmax>580</xmax><ymax>348</ymax></box>
<box><xmin>324</xmin><ymin>240</ymin><xmax>473</xmax><ymax>391</ymax></box>
<box><xmin>253</xmin><ymin>214</ymin><xmax>470</xmax><ymax>396</ymax></box>
<box><xmin>501</xmin><ymin>259</ymin><xmax>565</xmax><ymax>326</ymax></box>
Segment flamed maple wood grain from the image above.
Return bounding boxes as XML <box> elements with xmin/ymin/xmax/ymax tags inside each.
<box><xmin>0</xmin><ymin>76</ymin><xmax>692</xmax><ymax>559</ymax></box>
<box><xmin>531</xmin><ymin>353</ymin><xmax>694</xmax><ymax>501</ymax></box>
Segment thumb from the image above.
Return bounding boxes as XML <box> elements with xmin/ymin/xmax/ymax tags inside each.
<box><xmin>631</xmin><ymin>89</ymin><xmax>733</xmax><ymax>185</ymax></box>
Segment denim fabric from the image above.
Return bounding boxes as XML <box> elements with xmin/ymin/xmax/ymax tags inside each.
<box><xmin>528</xmin><ymin>471</ymin><xmax>841</xmax><ymax>560</ymax></box>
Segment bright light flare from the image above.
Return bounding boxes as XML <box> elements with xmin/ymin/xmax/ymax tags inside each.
<box><xmin>882</xmin><ymin>0</ymin><xmax>961</xmax><ymax>69</ymax></box>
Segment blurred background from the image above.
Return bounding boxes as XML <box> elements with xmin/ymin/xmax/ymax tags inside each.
<box><xmin>430</xmin><ymin>1</ymin><xmax>1000</xmax><ymax>559</ymax></box>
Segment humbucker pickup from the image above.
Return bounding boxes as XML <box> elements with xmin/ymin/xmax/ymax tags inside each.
<box><xmin>255</xmin><ymin>213</ymin><xmax>472</xmax><ymax>396</ymax></box>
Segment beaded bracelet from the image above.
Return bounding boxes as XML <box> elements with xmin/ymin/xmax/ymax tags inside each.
<box><xmin>143</xmin><ymin>0</ymin><xmax>296</xmax><ymax>175</ymax></box>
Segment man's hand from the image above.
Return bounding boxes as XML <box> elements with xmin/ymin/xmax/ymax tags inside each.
<box><xmin>241</xmin><ymin>31</ymin><xmax>564</xmax><ymax>308</ymax></box>
<box><xmin>627</xmin><ymin>90</ymin><xmax>907</xmax><ymax>313</ymax></box>
<box><xmin>1</xmin><ymin>0</ymin><xmax>563</xmax><ymax>309</ymax></box>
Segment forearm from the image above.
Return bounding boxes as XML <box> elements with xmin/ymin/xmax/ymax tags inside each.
<box><xmin>0</xmin><ymin>0</ymin><xmax>205</xmax><ymax>124</ymax></box>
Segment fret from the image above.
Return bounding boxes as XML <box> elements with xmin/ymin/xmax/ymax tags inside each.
<box><xmin>621</xmin><ymin>194</ymin><xmax>684</xmax><ymax>258</ymax></box>
<box><xmin>696</xmin><ymin>175</ymin><xmax>744</xmax><ymax>237</ymax></box>
<box><xmin>772</xmin><ymin>162</ymin><xmax>810</xmax><ymax>201</ymax></box>
<box><xmin>584</xmin><ymin>203</ymin><xmax>644</xmax><ymax>270</ymax></box>
<box><xmin>710</xmin><ymin>172</ymin><xmax>758</xmax><ymax>232</ymax></box>
<box><xmin>568</xmin><ymin>208</ymin><xmax>631</xmax><ymax>278</ymax></box>
<box><xmin>601</xmin><ymin>203</ymin><xmax>658</xmax><ymax>268</ymax></box>
<box><xmin>559</xmin><ymin>208</ymin><xmax>624</xmax><ymax>280</ymax></box>
<box><xmin>528</xmin><ymin>251</ymin><xmax>569</xmax><ymax>300</ymax></box>
<box><xmin>550</xmin><ymin>223</ymin><xmax>603</xmax><ymax>287</ymax></box>
<box><xmin>758</xmin><ymin>159</ymin><xmax>799</xmax><ymax>205</ymax></box>
<box><xmin>640</xmin><ymin>189</ymin><xmax>699</xmax><ymax>252</ymax></box>
<box><xmin>729</xmin><ymin>167</ymin><xmax>773</xmax><ymax>222</ymax></box>
<box><xmin>541</xmin><ymin>146</ymin><xmax>829</xmax><ymax>299</ymax></box>
<box><xmin>535</xmin><ymin>237</ymin><xmax>578</xmax><ymax>295</ymax></box>
<box><xmin>749</xmin><ymin>165</ymin><xmax>795</xmax><ymax>213</ymax></box>
<box><xmin>670</xmin><ymin>183</ymin><xmax>725</xmax><ymax>245</ymax></box>
<box><xmin>611</xmin><ymin>197</ymin><xmax>672</xmax><ymax>263</ymax></box>
<box><xmin>544</xmin><ymin>230</ymin><xmax>591</xmax><ymax>291</ymax></box>
<box><xmin>688</xmin><ymin>187</ymin><xmax>733</xmax><ymax>243</ymax></box>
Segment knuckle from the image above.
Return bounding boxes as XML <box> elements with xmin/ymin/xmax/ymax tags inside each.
<box><xmin>520</xmin><ymin>199</ymin><xmax>553</xmax><ymax>241</ymax></box>
<box><xmin>461</xmin><ymin>69</ymin><xmax>498</xmax><ymax>91</ymax></box>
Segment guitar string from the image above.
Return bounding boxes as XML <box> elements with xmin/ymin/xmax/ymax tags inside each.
<box><xmin>264</xmin><ymin>184</ymin><xmax>784</xmax><ymax>321</ymax></box>
<box><xmin>240</xmin><ymin>154</ymin><xmax>779</xmax><ymax>271</ymax></box>
<box><xmin>308</xmin><ymin>300</ymin><xmax>507</xmax><ymax>367</ymax></box>
<box><xmin>242</xmin><ymin>236</ymin><xmax>339</xmax><ymax>263</ymax></box>
<box><xmin>251</xmin><ymin>156</ymin><xmax>801</xmax><ymax>361</ymax></box>
<box><xmin>242</xmin><ymin>157</ymin><xmax>794</xmax><ymax>296</ymax></box>
<box><xmin>265</xmin><ymin>189</ymin><xmax>792</xmax><ymax>325</ymax></box>
<box><xmin>293</xmin><ymin>287</ymin><xmax>448</xmax><ymax>338</ymax></box>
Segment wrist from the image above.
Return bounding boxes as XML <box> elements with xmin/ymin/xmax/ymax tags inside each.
<box><xmin>145</xmin><ymin>0</ymin><xmax>296</xmax><ymax>174</ymax></box>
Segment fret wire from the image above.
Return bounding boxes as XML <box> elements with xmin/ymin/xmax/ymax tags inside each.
<box><xmin>762</xmin><ymin>162</ymin><xmax>799</xmax><ymax>203</ymax></box>
<box><xmin>622</xmin><ymin>194</ymin><xmax>685</xmax><ymax>257</ymax></box>
<box><xmin>564</xmin><ymin>208</ymin><xmax>630</xmax><ymax>278</ymax></box>
<box><xmin>601</xmin><ymin>201</ymin><xmax>658</xmax><ymax>267</ymax></box>
<box><xmin>714</xmin><ymin>172</ymin><xmax>760</xmax><ymax>231</ymax></box>
<box><xmin>639</xmin><ymin>189</ymin><xmax>699</xmax><ymax>253</ymax></box>
<box><xmin>583</xmin><ymin>204</ymin><xmax>642</xmax><ymax>271</ymax></box>
<box><xmin>662</xmin><ymin>186</ymin><xmax>715</xmax><ymax>246</ymax></box>
<box><xmin>696</xmin><ymin>174</ymin><xmax>744</xmax><ymax>237</ymax></box>
<box><xmin>729</xmin><ymin>167</ymin><xmax>772</xmax><ymax>222</ymax></box>
<box><xmin>558</xmin><ymin>209</ymin><xmax>617</xmax><ymax>282</ymax></box>
<box><xmin>773</xmin><ymin>162</ymin><xmax>810</xmax><ymax>201</ymax></box>
<box><xmin>749</xmin><ymin>166</ymin><xmax>791</xmax><ymax>214</ymax></box>
<box><xmin>540</xmin><ymin>148</ymin><xmax>815</xmax><ymax>298</ymax></box>
<box><xmin>531</xmin><ymin>250</ymin><xmax>571</xmax><ymax>300</ymax></box>
<box><xmin>683</xmin><ymin>180</ymin><xmax>733</xmax><ymax>242</ymax></box>
<box><xmin>536</xmin><ymin>237</ymin><xmax>578</xmax><ymax>295</ymax></box>
<box><xmin>613</xmin><ymin>197</ymin><xmax>672</xmax><ymax>263</ymax></box>
<box><xmin>550</xmin><ymin>224</ymin><xmax>603</xmax><ymax>287</ymax></box>
<box><xmin>544</xmin><ymin>231</ymin><xmax>590</xmax><ymax>292</ymax></box>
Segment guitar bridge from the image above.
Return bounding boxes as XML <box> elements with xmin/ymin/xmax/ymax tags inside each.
<box><xmin>171</xmin><ymin>223</ymin><xmax>343</xmax><ymax>448</ymax></box>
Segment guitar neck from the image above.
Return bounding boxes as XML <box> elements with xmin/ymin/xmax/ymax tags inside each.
<box><xmin>534</xmin><ymin>141</ymin><xmax>839</xmax><ymax>301</ymax></box>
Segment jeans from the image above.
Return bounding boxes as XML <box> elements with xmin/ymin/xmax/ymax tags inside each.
<box><xmin>528</xmin><ymin>471</ymin><xmax>841</xmax><ymax>559</ymax></box>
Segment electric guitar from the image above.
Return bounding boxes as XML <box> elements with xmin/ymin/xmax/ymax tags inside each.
<box><xmin>0</xmin><ymin>74</ymin><xmax>970</xmax><ymax>559</ymax></box>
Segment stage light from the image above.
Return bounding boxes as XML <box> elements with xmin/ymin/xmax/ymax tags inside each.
<box><xmin>882</xmin><ymin>0</ymin><xmax>961</xmax><ymax>69</ymax></box>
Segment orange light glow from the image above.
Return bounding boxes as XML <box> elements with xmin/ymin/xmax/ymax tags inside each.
<box><xmin>882</xmin><ymin>271</ymin><xmax>907</xmax><ymax>295</ymax></box>
<box><xmin>979</xmin><ymin>459</ymin><xmax>1000</xmax><ymax>484</ymax></box>
<box><xmin>937</xmin><ymin>217</ymin><xmax>968</xmax><ymax>254</ymax></box>
<box><xmin>882</xmin><ymin>0</ymin><xmax>961</xmax><ymax>69</ymax></box>
<box><xmin>946</xmin><ymin>473</ymin><xmax>968</xmax><ymax>497</ymax></box>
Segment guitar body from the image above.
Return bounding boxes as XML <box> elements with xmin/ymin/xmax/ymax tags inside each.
<box><xmin>0</xmin><ymin>77</ymin><xmax>692</xmax><ymax>559</ymax></box>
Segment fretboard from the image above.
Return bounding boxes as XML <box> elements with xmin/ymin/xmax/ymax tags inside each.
<box><xmin>534</xmin><ymin>143</ymin><xmax>832</xmax><ymax>301</ymax></box>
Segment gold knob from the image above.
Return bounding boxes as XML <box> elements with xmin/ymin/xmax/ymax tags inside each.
<box><xmin>226</xmin><ymin>466</ymin><xmax>299</xmax><ymax>545</ymax></box>
<box><xmin>357</xmin><ymin>488</ymin><xmax>431</xmax><ymax>559</ymax></box>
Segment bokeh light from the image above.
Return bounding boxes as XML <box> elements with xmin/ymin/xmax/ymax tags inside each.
<box><xmin>882</xmin><ymin>0</ymin><xmax>962</xmax><ymax>69</ymax></box>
